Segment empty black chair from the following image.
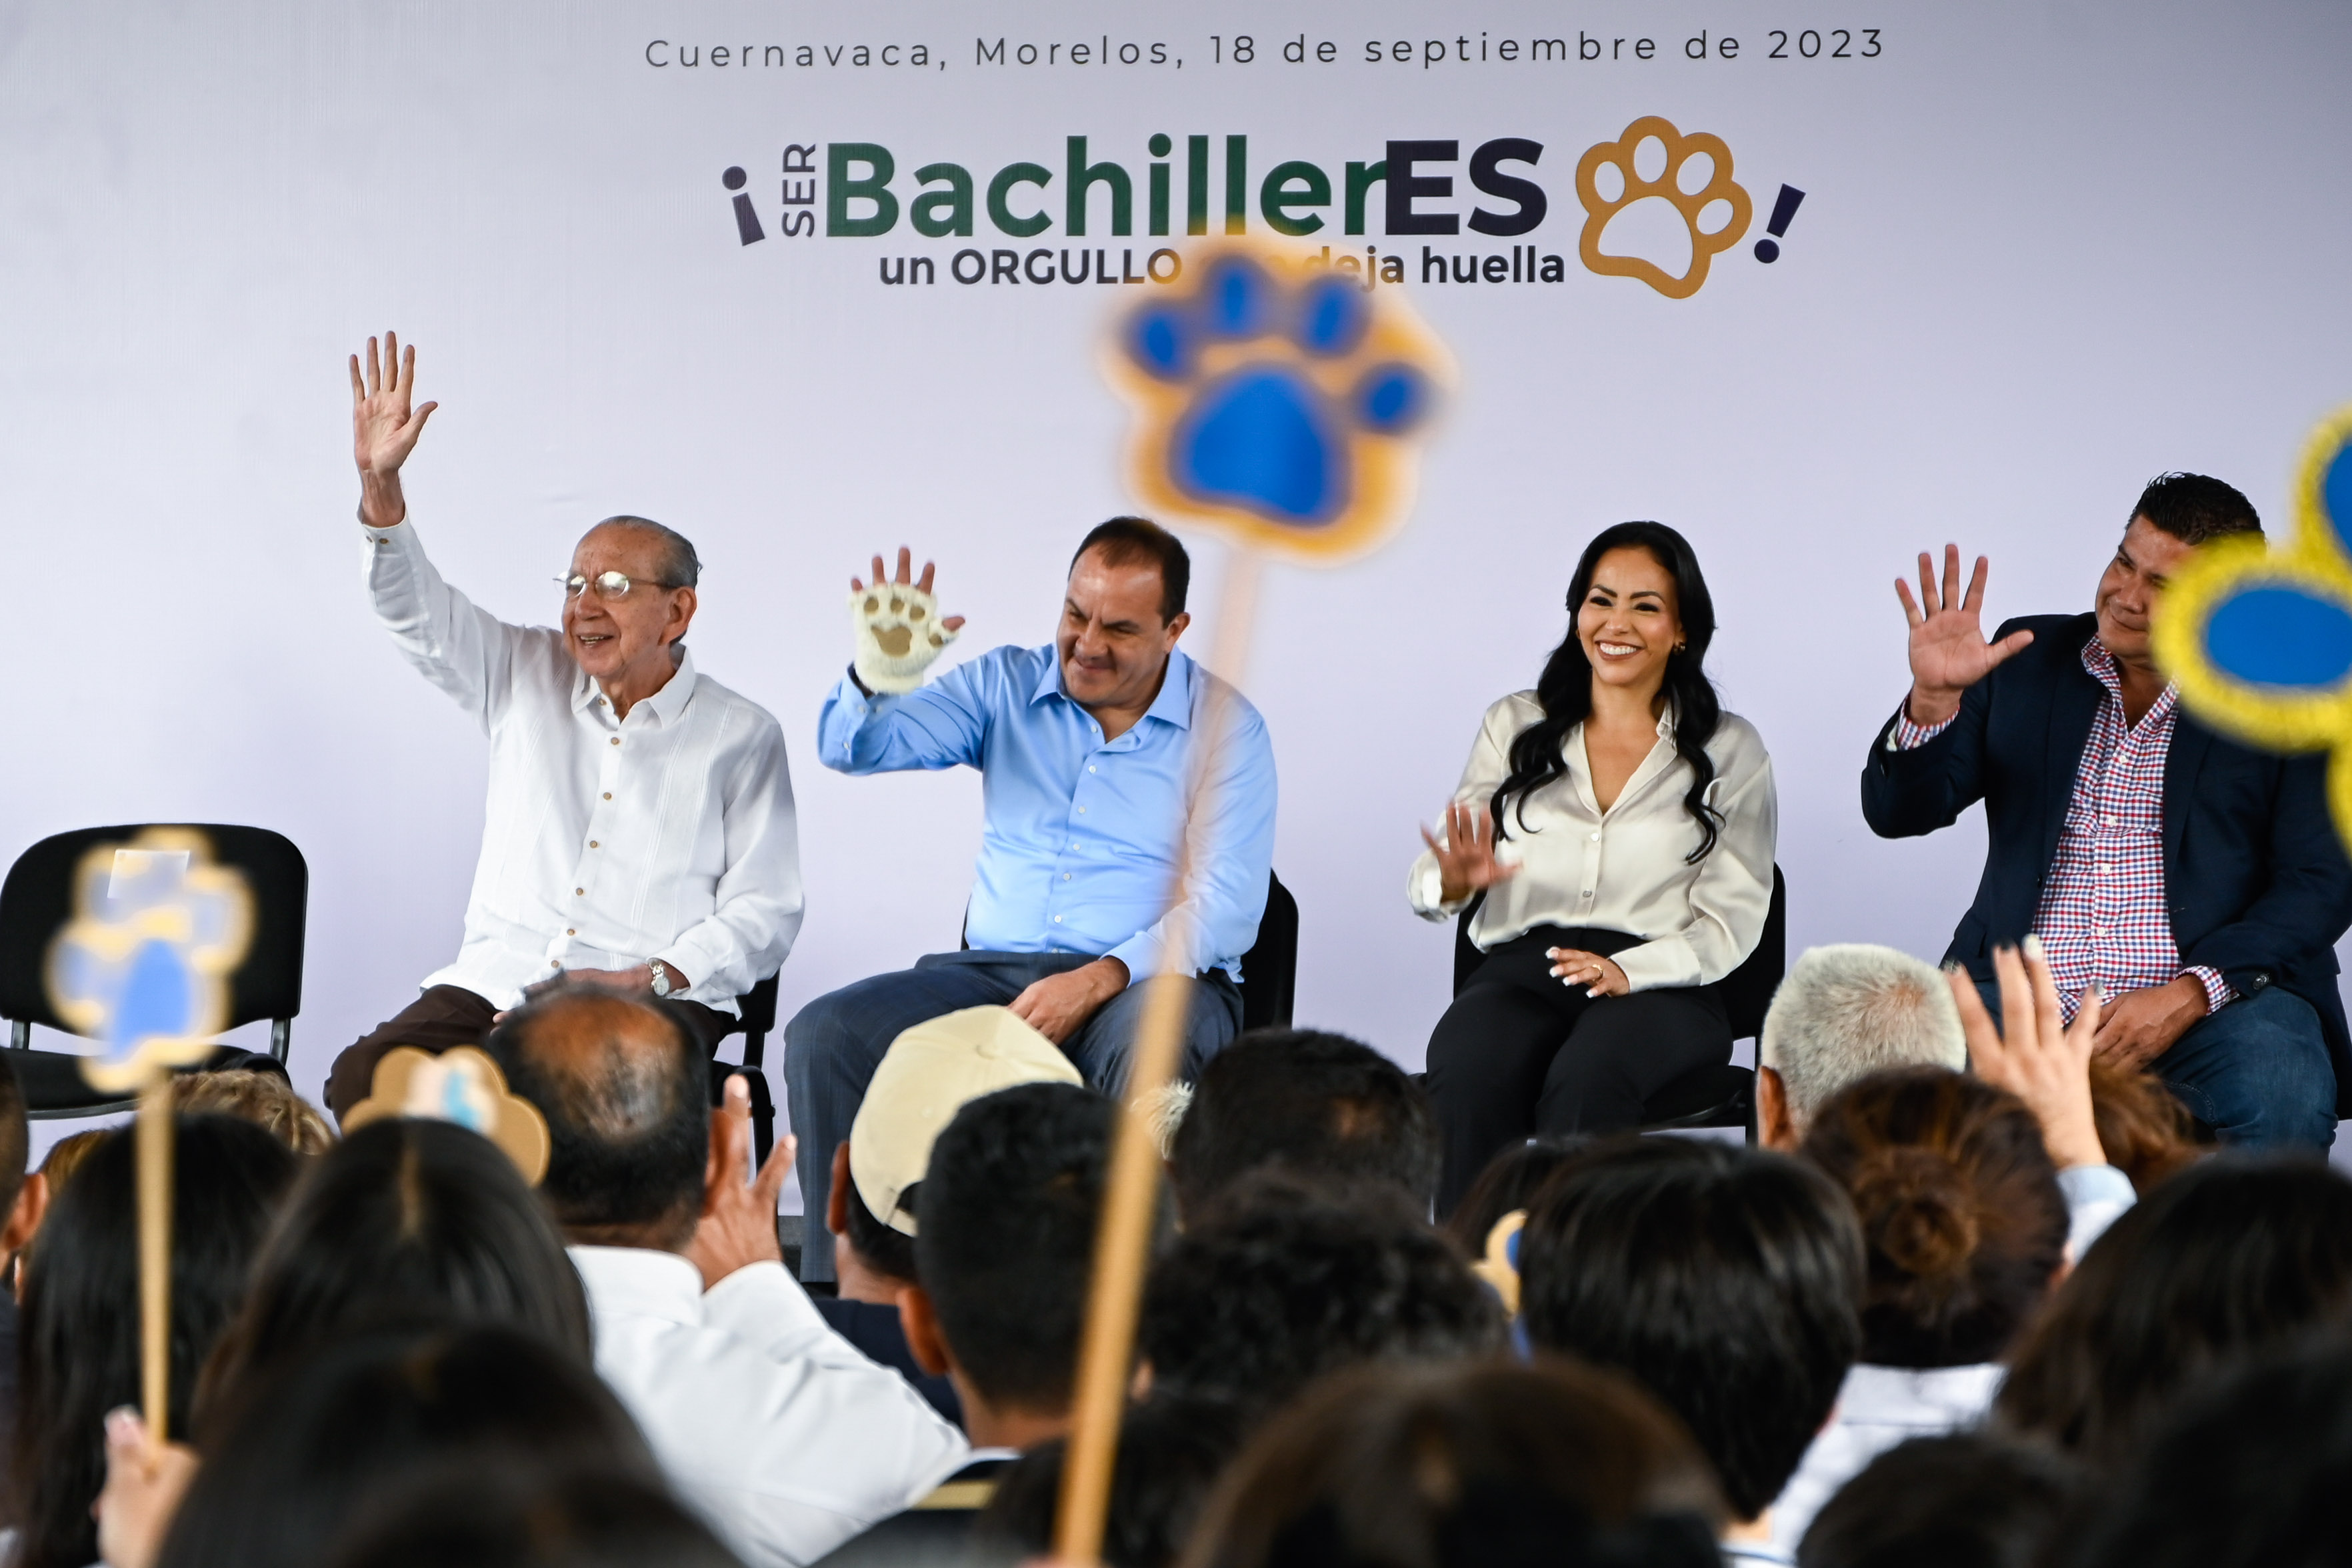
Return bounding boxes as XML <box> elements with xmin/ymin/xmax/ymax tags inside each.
<box><xmin>1451</xmin><ymin>865</ymin><xmax>1785</xmax><ymax>1141</ymax></box>
<box><xmin>1</xmin><ymin>824</ymin><xmax>308</xmax><ymax>1120</ymax></box>
<box><xmin>709</xmin><ymin>972</ymin><xmax>781</xmax><ymax>1164</ymax></box>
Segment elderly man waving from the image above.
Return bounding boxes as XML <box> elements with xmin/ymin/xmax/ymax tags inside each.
<box><xmin>325</xmin><ymin>333</ymin><xmax>803</xmax><ymax>1117</ymax></box>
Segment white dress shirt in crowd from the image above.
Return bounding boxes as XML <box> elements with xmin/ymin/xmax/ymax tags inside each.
<box><xmin>363</xmin><ymin>519</ymin><xmax>803</xmax><ymax>1010</ymax></box>
<box><xmin>1408</xmin><ymin>694</ymin><xmax>1777</xmax><ymax>991</ymax></box>
<box><xmin>572</xmin><ymin>1247</ymin><xmax>969</xmax><ymax>1567</ymax></box>
<box><xmin>1767</xmin><ymin>1362</ymin><xmax>2005</xmax><ymax>1560</ymax></box>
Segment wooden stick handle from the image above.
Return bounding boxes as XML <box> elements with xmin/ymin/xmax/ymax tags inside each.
<box><xmin>1054</xmin><ymin>549</ymin><xmax>1261</xmax><ymax>1565</ymax></box>
<box><xmin>137</xmin><ymin>1078</ymin><xmax>175</xmax><ymax>1438</ymax></box>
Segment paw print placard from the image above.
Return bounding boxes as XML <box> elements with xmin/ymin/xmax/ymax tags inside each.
<box><xmin>1576</xmin><ymin>115</ymin><xmax>1753</xmax><ymax>299</ymax></box>
<box><xmin>2155</xmin><ymin>409</ymin><xmax>2352</xmax><ymax>843</ymax></box>
<box><xmin>1108</xmin><ymin>243</ymin><xmax>1450</xmax><ymax>563</ymax></box>
<box><xmin>344</xmin><ymin>1045</ymin><xmax>553</xmax><ymax>1185</ymax></box>
<box><xmin>47</xmin><ymin>829</ymin><xmax>253</xmax><ymax>1094</ymax></box>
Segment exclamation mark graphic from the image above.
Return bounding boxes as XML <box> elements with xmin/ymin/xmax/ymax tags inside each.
<box><xmin>724</xmin><ymin>166</ymin><xmax>765</xmax><ymax>245</ymax></box>
<box><xmin>1753</xmin><ymin>185</ymin><xmax>1805</xmax><ymax>263</ymax></box>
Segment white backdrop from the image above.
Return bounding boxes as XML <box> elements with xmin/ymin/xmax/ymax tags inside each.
<box><xmin>7</xmin><ymin>0</ymin><xmax>2352</xmax><ymax>1179</ymax></box>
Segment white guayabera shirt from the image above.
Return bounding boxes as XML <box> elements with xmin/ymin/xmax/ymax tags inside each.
<box><xmin>362</xmin><ymin>519</ymin><xmax>803</xmax><ymax>1011</ymax></box>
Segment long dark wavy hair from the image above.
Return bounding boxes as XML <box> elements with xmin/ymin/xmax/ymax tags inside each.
<box><xmin>1490</xmin><ymin>521</ymin><xmax>1723</xmax><ymax>862</ymax></box>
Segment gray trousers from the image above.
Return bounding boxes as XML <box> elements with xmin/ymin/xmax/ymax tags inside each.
<box><xmin>783</xmin><ymin>949</ymin><xmax>1243</xmax><ymax>1281</ymax></box>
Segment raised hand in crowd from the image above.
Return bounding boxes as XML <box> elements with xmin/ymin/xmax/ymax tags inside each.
<box><xmin>94</xmin><ymin>1407</ymin><xmax>198</xmax><ymax>1568</ymax></box>
<box><xmin>849</xmin><ymin>546</ymin><xmax>966</xmax><ymax>695</ymax></box>
<box><xmin>683</xmin><ymin>1073</ymin><xmax>798</xmax><ymax>1291</ymax></box>
<box><xmin>1895</xmin><ymin>544</ymin><xmax>2037</xmax><ymax>726</ymax></box>
<box><xmin>1948</xmin><ymin>935</ymin><xmax>2107</xmax><ymax>1169</ymax></box>
<box><xmin>349</xmin><ymin>331</ymin><xmax>437</xmax><ymax>529</ymax></box>
<box><xmin>1421</xmin><ymin>799</ymin><xmax>1518</xmax><ymax>909</ymax></box>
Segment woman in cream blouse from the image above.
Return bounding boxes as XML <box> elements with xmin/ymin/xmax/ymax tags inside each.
<box><xmin>1409</xmin><ymin>521</ymin><xmax>1777</xmax><ymax>1213</ymax></box>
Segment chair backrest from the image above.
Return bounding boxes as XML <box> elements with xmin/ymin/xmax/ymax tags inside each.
<box><xmin>0</xmin><ymin>824</ymin><xmax>309</xmax><ymax>1036</ymax></box>
<box><xmin>1451</xmin><ymin>864</ymin><xmax>1787</xmax><ymax>1041</ymax></box>
<box><xmin>1239</xmin><ymin>870</ymin><xmax>1297</xmax><ymax>1032</ymax></box>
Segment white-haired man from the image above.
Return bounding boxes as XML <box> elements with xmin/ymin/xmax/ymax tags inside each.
<box><xmin>1756</xmin><ymin>943</ymin><xmax>1966</xmax><ymax>1149</ymax></box>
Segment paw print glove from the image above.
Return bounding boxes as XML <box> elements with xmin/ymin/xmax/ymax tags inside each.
<box><xmin>851</xmin><ymin>581</ymin><xmax>958</xmax><ymax>694</ymax></box>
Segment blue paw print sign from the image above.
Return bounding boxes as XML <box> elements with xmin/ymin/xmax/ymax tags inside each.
<box><xmin>2157</xmin><ymin>409</ymin><xmax>2352</xmax><ymax>845</ymax></box>
<box><xmin>1109</xmin><ymin>244</ymin><xmax>1449</xmax><ymax>563</ymax></box>
<box><xmin>47</xmin><ymin>829</ymin><xmax>253</xmax><ymax>1093</ymax></box>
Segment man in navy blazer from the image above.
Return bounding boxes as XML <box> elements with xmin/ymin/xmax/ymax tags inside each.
<box><xmin>1863</xmin><ymin>474</ymin><xmax>2352</xmax><ymax>1148</ymax></box>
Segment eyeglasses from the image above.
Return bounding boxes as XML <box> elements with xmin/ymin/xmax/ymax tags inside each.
<box><xmin>557</xmin><ymin>571</ymin><xmax>681</xmax><ymax>601</ymax></box>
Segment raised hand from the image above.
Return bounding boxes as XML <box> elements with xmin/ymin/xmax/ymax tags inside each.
<box><xmin>850</xmin><ymin>546</ymin><xmax>967</xmax><ymax>694</ymax></box>
<box><xmin>1421</xmin><ymin>800</ymin><xmax>1518</xmax><ymax>909</ymax></box>
<box><xmin>1895</xmin><ymin>545</ymin><xmax>2035</xmax><ymax>727</ymax></box>
<box><xmin>683</xmin><ymin>1074</ymin><xmax>797</xmax><ymax>1290</ymax></box>
<box><xmin>349</xmin><ymin>331</ymin><xmax>437</xmax><ymax>528</ymax></box>
<box><xmin>1949</xmin><ymin>935</ymin><xmax>2106</xmax><ymax>1169</ymax></box>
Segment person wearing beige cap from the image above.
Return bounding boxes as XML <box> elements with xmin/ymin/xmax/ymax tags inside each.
<box><xmin>811</xmin><ymin>1008</ymin><xmax>1080</xmax><ymax>1424</ymax></box>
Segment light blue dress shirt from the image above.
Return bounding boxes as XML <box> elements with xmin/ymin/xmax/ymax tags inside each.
<box><xmin>817</xmin><ymin>645</ymin><xmax>1276</xmax><ymax>980</ymax></box>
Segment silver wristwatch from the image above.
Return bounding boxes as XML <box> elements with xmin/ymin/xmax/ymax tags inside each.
<box><xmin>648</xmin><ymin>961</ymin><xmax>676</xmax><ymax>998</ymax></box>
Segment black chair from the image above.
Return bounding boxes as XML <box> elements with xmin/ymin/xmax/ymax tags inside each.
<box><xmin>1451</xmin><ymin>865</ymin><xmax>1786</xmax><ymax>1141</ymax></box>
<box><xmin>1</xmin><ymin>824</ymin><xmax>308</xmax><ymax>1121</ymax></box>
<box><xmin>709</xmin><ymin>972</ymin><xmax>781</xmax><ymax>1164</ymax></box>
<box><xmin>1239</xmin><ymin>870</ymin><xmax>1299</xmax><ymax>1032</ymax></box>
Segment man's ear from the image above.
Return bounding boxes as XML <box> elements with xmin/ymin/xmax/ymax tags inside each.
<box><xmin>1163</xmin><ymin>609</ymin><xmax>1191</xmax><ymax>649</ymax></box>
<box><xmin>1757</xmin><ymin>1065</ymin><xmax>1797</xmax><ymax>1151</ymax></box>
<box><xmin>1</xmin><ymin>1172</ymin><xmax>49</xmax><ymax>1262</ymax></box>
<box><xmin>827</xmin><ymin>1143</ymin><xmax>853</xmax><ymax>1240</ymax></box>
<box><xmin>897</xmin><ymin>1283</ymin><xmax>955</xmax><ymax>1379</ymax></box>
<box><xmin>663</xmin><ymin>587</ymin><xmax>699</xmax><ymax>648</ymax></box>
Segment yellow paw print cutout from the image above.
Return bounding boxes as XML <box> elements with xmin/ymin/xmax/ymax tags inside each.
<box><xmin>344</xmin><ymin>1045</ymin><xmax>553</xmax><ymax>1185</ymax></box>
<box><xmin>2156</xmin><ymin>408</ymin><xmax>2352</xmax><ymax>843</ymax></box>
<box><xmin>1576</xmin><ymin>116</ymin><xmax>1753</xmax><ymax>299</ymax></box>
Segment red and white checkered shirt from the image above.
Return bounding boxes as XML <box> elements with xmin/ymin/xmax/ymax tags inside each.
<box><xmin>1892</xmin><ymin>639</ymin><xmax>2230</xmax><ymax>1019</ymax></box>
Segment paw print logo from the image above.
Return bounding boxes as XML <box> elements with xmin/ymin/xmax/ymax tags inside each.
<box><xmin>345</xmin><ymin>1045</ymin><xmax>553</xmax><ymax>1184</ymax></box>
<box><xmin>47</xmin><ymin>829</ymin><xmax>253</xmax><ymax>1094</ymax></box>
<box><xmin>2158</xmin><ymin>409</ymin><xmax>2352</xmax><ymax>841</ymax></box>
<box><xmin>1109</xmin><ymin>245</ymin><xmax>1449</xmax><ymax>563</ymax></box>
<box><xmin>851</xmin><ymin>578</ymin><xmax>957</xmax><ymax>693</ymax></box>
<box><xmin>1576</xmin><ymin>116</ymin><xmax>1753</xmax><ymax>299</ymax></box>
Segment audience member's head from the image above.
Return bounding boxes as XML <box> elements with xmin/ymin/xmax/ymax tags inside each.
<box><xmin>0</xmin><ymin>1051</ymin><xmax>46</xmax><ymax>1280</ymax></box>
<box><xmin>1796</xmin><ymin>1433</ymin><xmax>2077</xmax><ymax>1568</ymax></box>
<box><xmin>1519</xmin><ymin>1137</ymin><xmax>1864</xmax><ymax>1523</ymax></box>
<box><xmin>1170</xmin><ymin>1029</ymin><xmax>1439</xmax><ymax>1219</ymax></box>
<box><xmin>1757</xmin><ymin>945</ymin><xmax>1964</xmax><ymax>1147</ymax></box>
<box><xmin>1801</xmin><ymin>1067</ymin><xmax>2066</xmax><ymax>1367</ymax></box>
<box><xmin>835</xmin><ymin>1005</ymin><xmax>1081</xmax><ymax>1301</ymax></box>
<box><xmin>1182</xmin><ymin>1359</ymin><xmax>1725</xmax><ymax>1568</ymax></box>
<box><xmin>980</xmin><ymin>1395</ymin><xmax>1247</xmax><ymax>1568</ymax></box>
<box><xmin>903</xmin><ymin>1081</ymin><xmax>1125</xmax><ymax>1443</ymax></box>
<box><xmin>172</xmin><ymin>1068</ymin><xmax>335</xmax><ymax>1156</ymax></box>
<box><xmin>1442</xmin><ymin>1135</ymin><xmax>1587</xmax><ymax>1261</ymax></box>
<box><xmin>36</xmin><ymin>1128</ymin><xmax>109</xmax><ymax>1194</ymax></box>
<box><xmin>1142</xmin><ymin>1177</ymin><xmax>1503</xmax><ymax>1425</ymax></box>
<box><xmin>2087</xmin><ymin>1060</ymin><xmax>2204</xmax><ymax>1195</ymax></box>
<box><xmin>199</xmin><ymin>1117</ymin><xmax>591</xmax><ymax>1417</ymax></box>
<box><xmin>10</xmin><ymin>1116</ymin><xmax>297</xmax><ymax>1568</ymax></box>
<box><xmin>322</xmin><ymin>1461</ymin><xmax>745</xmax><ymax>1568</ymax></box>
<box><xmin>2060</xmin><ymin>1337</ymin><xmax>2352</xmax><ymax>1568</ymax></box>
<box><xmin>485</xmin><ymin>983</ymin><xmax>708</xmax><ymax>1249</ymax></box>
<box><xmin>159</xmin><ymin>1323</ymin><xmax>661</xmax><ymax>1568</ymax></box>
<box><xmin>1995</xmin><ymin>1155</ymin><xmax>2352</xmax><ymax>1466</ymax></box>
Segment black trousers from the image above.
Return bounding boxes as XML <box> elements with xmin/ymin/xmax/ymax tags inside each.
<box><xmin>1426</xmin><ymin>925</ymin><xmax>1731</xmax><ymax>1215</ymax></box>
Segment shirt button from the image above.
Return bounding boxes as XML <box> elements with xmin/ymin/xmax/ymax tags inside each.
<box><xmin>1589</xmin><ymin>832</ymin><xmax>1601</xmax><ymax>842</ymax></box>
<box><xmin>551</xmin><ymin>959</ymin><xmax>561</xmax><ymax>967</ymax></box>
<box><xmin>589</xmin><ymin>841</ymin><xmax>600</xmax><ymax>849</ymax></box>
<box><xmin>603</xmin><ymin>792</ymin><xmax>612</xmax><ymax>801</ymax></box>
<box><xmin>611</xmin><ymin>737</ymin><xmax>621</xmax><ymax>747</ymax></box>
<box><xmin>1089</xmin><ymin>765</ymin><xmax>1097</xmax><ymax>773</ymax></box>
<box><xmin>1077</xmin><ymin>807</ymin><xmax>1087</xmax><ymax>815</ymax></box>
<box><xmin>1063</xmin><ymin>873</ymin><xmax>1071</xmax><ymax>881</ymax></box>
<box><xmin>1053</xmin><ymin>915</ymin><xmax>1063</xmax><ymax>923</ymax></box>
<box><xmin>575</xmin><ymin>887</ymin><xmax>584</xmax><ymax>896</ymax></box>
<box><xmin>566</xmin><ymin>928</ymin><xmax>575</xmax><ymax>936</ymax></box>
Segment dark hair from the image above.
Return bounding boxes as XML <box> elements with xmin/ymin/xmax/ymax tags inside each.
<box><xmin>1801</xmin><ymin>1068</ymin><xmax>2066</xmax><ymax>1367</ymax></box>
<box><xmin>1141</xmin><ymin>1177</ymin><xmax>1504</xmax><ymax>1425</ymax></box>
<box><xmin>158</xmin><ymin>1324</ymin><xmax>660</xmax><ymax>1568</ymax></box>
<box><xmin>593</xmin><ymin>514</ymin><xmax>701</xmax><ymax>588</ymax></box>
<box><xmin>0</xmin><ymin>1051</ymin><xmax>26</xmax><ymax>1218</ymax></box>
<box><xmin>1994</xmin><ymin>1155</ymin><xmax>2352</xmax><ymax>1466</ymax></box>
<box><xmin>1170</xmin><ymin>1029</ymin><xmax>1439</xmax><ymax>1219</ymax></box>
<box><xmin>1797</xmin><ymin>1433</ymin><xmax>2077</xmax><ymax>1568</ymax></box>
<box><xmin>2061</xmin><ymin>1339</ymin><xmax>2352</xmax><ymax>1568</ymax></box>
<box><xmin>486</xmin><ymin>985</ymin><xmax>709</xmax><ymax>1249</ymax></box>
<box><xmin>979</xmin><ymin>1395</ymin><xmax>1247</xmax><ymax>1568</ymax></box>
<box><xmin>1180</xmin><ymin>1360</ymin><xmax>1725</xmax><ymax>1568</ymax></box>
<box><xmin>199</xmin><ymin>1118</ymin><xmax>592</xmax><ymax>1420</ymax></box>
<box><xmin>1518</xmin><ymin>1137</ymin><xmax>1864</xmax><ymax>1520</ymax></box>
<box><xmin>914</xmin><ymin>1082</ymin><xmax>1128</xmax><ymax>1413</ymax></box>
<box><xmin>2129</xmin><ymin>473</ymin><xmax>2261</xmax><ymax>545</ymax></box>
<box><xmin>2087</xmin><ymin>1061</ymin><xmax>2206</xmax><ymax>1195</ymax></box>
<box><xmin>9</xmin><ymin>1116</ymin><xmax>297</xmax><ymax>1568</ymax></box>
<box><xmin>1073</xmin><ymin>515</ymin><xmax>1190</xmax><ymax>622</ymax></box>
<box><xmin>1491</xmin><ymin>522</ymin><xmax>1724</xmax><ymax>861</ymax></box>
<box><xmin>323</xmin><ymin>1459</ymin><xmax>741</xmax><ymax>1568</ymax></box>
<box><xmin>1442</xmin><ymin>1136</ymin><xmax>1589</xmax><ymax>1259</ymax></box>
<box><xmin>842</xmin><ymin>1163</ymin><xmax>917</xmax><ymax>1284</ymax></box>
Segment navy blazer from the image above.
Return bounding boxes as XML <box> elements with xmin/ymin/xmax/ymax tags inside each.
<box><xmin>1861</xmin><ymin>611</ymin><xmax>2352</xmax><ymax>1110</ymax></box>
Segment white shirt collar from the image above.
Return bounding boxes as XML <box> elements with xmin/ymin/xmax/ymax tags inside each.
<box><xmin>576</xmin><ymin>646</ymin><xmax>700</xmax><ymax>723</ymax></box>
<box><xmin>567</xmin><ymin>1243</ymin><xmax>703</xmax><ymax>1324</ymax></box>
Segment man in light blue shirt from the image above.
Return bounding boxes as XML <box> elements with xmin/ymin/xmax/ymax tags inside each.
<box><xmin>786</xmin><ymin>519</ymin><xmax>1277</xmax><ymax>1281</ymax></box>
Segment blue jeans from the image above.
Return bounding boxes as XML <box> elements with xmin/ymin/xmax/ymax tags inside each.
<box><xmin>1976</xmin><ymin>979</ymin><xmax>2337</xmax><ymax>1150</ymax></box>
<box><xmin>784</xmin><ymin>949</ymin><xmax>1243</xmax><ymax>1281</ymax></box>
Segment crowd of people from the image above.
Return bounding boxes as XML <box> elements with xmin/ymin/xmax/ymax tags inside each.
<box><xmin>3</xmin><ymin>939</ymin><xmax>2350</xmax><ymax>1567</ymax></box>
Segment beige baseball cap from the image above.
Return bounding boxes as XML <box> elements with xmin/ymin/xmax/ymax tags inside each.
<box><xmin>849</xmin><ymin>1005</ymin><xmax>1082</xmax><ymax>1236</ymax></box>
